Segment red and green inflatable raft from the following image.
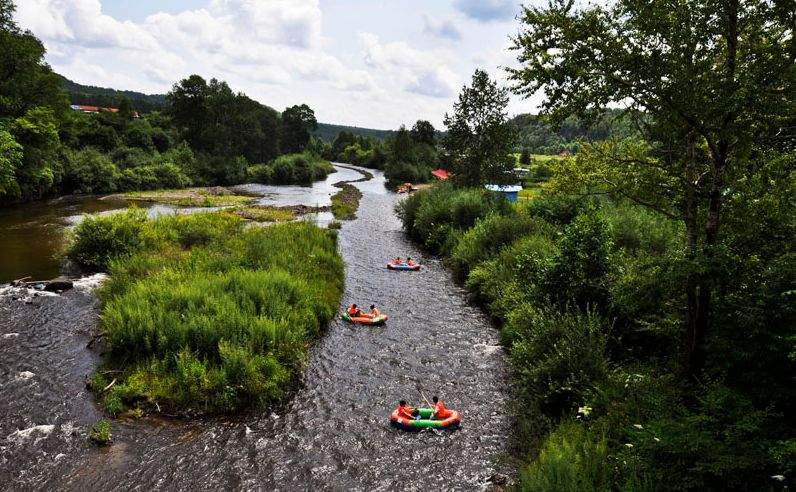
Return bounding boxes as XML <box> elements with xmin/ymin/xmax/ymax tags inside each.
<box><xmin>390</xmin><ymin>407</ymin><xmax>461</xmax><ymax>431</ymax></box>
<box><xmin>342</xmin><ymin>312</ymin><xmax>388</xmax><ymax>326</ymax></box>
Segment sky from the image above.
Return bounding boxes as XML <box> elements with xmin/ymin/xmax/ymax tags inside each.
<box><xmin>14</xmin><ymin>0</ymin><xmax>545</xmax><ymax>129</ymax></box>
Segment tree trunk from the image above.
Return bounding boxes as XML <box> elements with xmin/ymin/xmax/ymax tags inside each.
<box><xmin>682</xmin><ymin>132</ymin><xmax>701</xmax><ymax>375</ymax></box>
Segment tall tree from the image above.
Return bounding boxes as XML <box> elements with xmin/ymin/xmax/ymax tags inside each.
<box><xmin>410</xmin><ymin>120</ymin><xmax>436</xmax><ymax>146</ymax></box>
<box><xmin>443</xmin><ymin>69</ymin><xmax>516</xmax><ymax>186</ymax></box>
<box><xmin>281</xmin><ymin>104</ymin><xmax>317</xmax><ymax>154</ymax></box>
<box><xmin>509</xmin><ymin>0</ymin><xmax>795</xmax><ymax>373</ymax></box>
<box><xmin>0</xmin><ymin>0</ymin><xmax>67</xmax><ymax>120</ymax></box>
<box><xmin>167</xmin><ymin>75</ymin><xmax>210</xmax><ymax>151</ymax></box>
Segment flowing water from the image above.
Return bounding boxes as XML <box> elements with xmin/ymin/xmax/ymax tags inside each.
<box><xmin>0</xmin><ymin>166</ymin><xmax>514</xmax><ymax>490</ymax></box>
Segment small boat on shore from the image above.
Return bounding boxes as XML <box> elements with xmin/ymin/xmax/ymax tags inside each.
<box><xmin>342</xmin><ymin>312</ymin><xmax>388</xmax><ymax>325</ymax></box>
<box><xmin>390</xmin><ymin>407</ymin><xmax>461</xmax><ymax>431</ymax></box>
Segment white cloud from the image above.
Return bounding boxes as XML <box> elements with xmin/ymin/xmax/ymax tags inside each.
<box><xmin>359</xmin><ymin>32</ymin><xmax>458</xmax><ymax>98</ymax></box>
<box><xmin>422</xmin><ymin>15</ymin><xmax>462</xmax><ymax>41</ymax></box>
<box><xmin>13</xmin><ymin>0</ymin><xmax>543</xmax><ymax>128</ymax></box>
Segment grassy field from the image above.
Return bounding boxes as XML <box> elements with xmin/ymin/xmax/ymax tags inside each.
<box><xmin>229</xmin><ymin>206</ymin><xmax>296</xmax><ymax>222</ymax></box>
<box><xmin>70</xmin><ymin>210</ymin><xmax>344</xmax><ymax>415</ymax></box>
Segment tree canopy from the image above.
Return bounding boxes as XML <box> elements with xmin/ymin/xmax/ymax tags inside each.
<box><xmin>443</xmin><ymin>69</ymin><xmax>516</xmax><ymax>186</ymax></box>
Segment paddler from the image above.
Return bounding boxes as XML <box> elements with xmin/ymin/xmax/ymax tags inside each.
<box><xmin>431</xmin><ymin>395</ymin><xmax>452</xmax><ymax>419</ymax></box>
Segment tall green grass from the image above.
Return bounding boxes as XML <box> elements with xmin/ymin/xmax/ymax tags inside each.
<box><xmin>73</xmin><ymin>210</ymin><xmax>344</xmax><ymax>414</ymax></box>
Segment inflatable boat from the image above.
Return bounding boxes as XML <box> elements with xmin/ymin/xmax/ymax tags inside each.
<box><xmin>390</xmin><ymin>407</ymin><xmax>461</xmax><ymax>431</ymax></box>
<box><xmin>342</xmin><ymin>312</ymin><xmax>388</xmax><ymax>326</ymax></box>
<box><xmin>387</xmin><ymin>262</ymin><xmax>420</xmax><ymax>271</ymax></box>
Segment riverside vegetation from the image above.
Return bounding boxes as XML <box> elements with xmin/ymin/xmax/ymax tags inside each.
<box><xmin>69</xmin><ymin>210</ymin><xmax>344</xmax><ymax>414</ymax></box>
<box><xmin>0</xmin><ymin>0</ymin><xmax>331</xmax><ymax>204</ymax></box>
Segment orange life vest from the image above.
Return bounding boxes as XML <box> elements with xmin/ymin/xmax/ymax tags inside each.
<box><xmin>434</xmin><ymin>401</ymin><xmax>451</xmax><ymax>419</ymax></box>
<box><xmin>397</xmin><ymin>405</ymin><xmax>414</xmax><ymax>419</ymax></box>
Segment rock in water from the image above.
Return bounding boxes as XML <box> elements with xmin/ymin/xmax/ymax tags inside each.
<box><xmin>43</xmin><ymin>277</ymin><xmax>74</xmax><ymax>292</ymax></box>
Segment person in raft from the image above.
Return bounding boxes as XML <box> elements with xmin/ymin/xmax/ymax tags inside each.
<box><xmin>396</xmin><ymin>400</ymin><xmax>422</xmax><ymax>420</ymax></box>
<box><xmin>347</xmin><ymin>304</ymin><xmax>363</xmax><ymax>317</ymax></box>
<box><xmin>370</xmin><ymin>304</ymin><xmax>381</xmax><ymax>317</ymax></box>
<box><xmin>406</xmin><ymin>257</ymin><xmax>416</xmax><ymax>266</ymax></box>
<box><xmin>391</xmin><ymin>257</ymin><xmax>402</xmax><ymax>265</ymax></box>
<box><xmin>431</xmin><ymin>395</ymin><xmax>452</xmax><ymax>419</ymax></box>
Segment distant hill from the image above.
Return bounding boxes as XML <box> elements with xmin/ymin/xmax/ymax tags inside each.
<box><xmin>510</xmin><ymin>109</ymin><xmax>636</xmax><ymax>154</ymax></box>
<box><xmin>58</xmin><ymin>75</ymin><xmax>167</xmax><ymax>113</ymax></box>
<box><xmin>313</xmin><ymin>123</ymin><xmax>392</xmax><ymax>142</ymax></box>
<box><xmin>57</xmin><ymin>76</ymin><xmax>392</xmax><ymax>141</ymax></box>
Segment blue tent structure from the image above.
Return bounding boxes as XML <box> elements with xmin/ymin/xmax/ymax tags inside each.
<box><xmin>485</xmin><ymin>184</ymin><xmax>523</xmax><ymax>202</ymax></box>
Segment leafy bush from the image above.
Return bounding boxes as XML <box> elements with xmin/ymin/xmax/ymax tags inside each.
<box><xmin>450</xmin><ymin>212</ymin><xmax>554</xmax><ymax>278</ymax></box>
<box><xmin>247</xmin><ymin>164</ymin><xmax>273</xmax><ymax>184</ymax></box>
<box><xmin>527</xmin><ymin>194</ymin><xmax>591</xmax><ymax>225</ymax></box>
<box><xmin>466</xmin><ymin>234</ymin><xmax>558</xmax><ymax>320</ymax></box>
<box><xmin>398</xmin><ymin>184</ymin><xmax>510</xmax><ymax>254</ymax></box>
<box><xmin>509</xmin><ymin>307</ymin><xmax>610</xmax><ymax>417</ymax></box>
<box><xmin>68</xmin><ymin>208</ymin><xmax>148</xmax><ymax>270</ymax></box>
<box><xmin>61</xmin><ymin>147</ymin><xmax>120</xmax><ymax>194</ymax></box>
<box><xmin>518</xmin><ymin>422</ymin><xmax>612</xmax><ymax>492</ymax></box>
<box><xmin>543</xmin><ymin>208</ymin><xmax>615</xmax><ymax>309</ymax></box>
<box><xmin>89</xmin><ymin>419</ymin><xmax>111</xmax><ymax>445</ymax></box>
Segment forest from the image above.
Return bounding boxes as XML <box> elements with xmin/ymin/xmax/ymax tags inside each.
<box><xmin>0</xmin><ymin>6</ymin><xmax>331</xmax><ymax>204</ymax></box>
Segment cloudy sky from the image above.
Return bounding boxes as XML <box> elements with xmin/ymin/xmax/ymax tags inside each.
<box><xmin>15</xmin><ymin>0</ymin><xmax>544</xmax><ymax>129</ymax></box>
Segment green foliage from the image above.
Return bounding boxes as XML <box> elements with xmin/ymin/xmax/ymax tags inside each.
<box><xmin>67</xmin><ymin>208</ymin><xmax>147</xmax><ymax>270</ymax></box>
<box><xmin>397</xmin><ymin>184</ymin><xmax>510</xmax><ymax>255</ymax></box>
<box><xmin>443</xmin><ymin>69</ymin><xmax>516</xmax><ymax>186</ymax></box>
<box><xmin>518</xmin><ymin>422</ymin><xmax>612</xmax><ymax>492</ymax></box>
<box><xmin>382</xmin><ymin>124</ymin><xmax>438</xmax><ymax>186</ymax></box>
<box><xmin>89</xmin><ymin>419</ymin><xmax>111</xmax><ymax>445</ymax></box>
<box><xmin>543</xmin><ymin>208</ymin><xmax>614</xmax><ymax>309</ymax></box>
<box><xmin>9</xmin><ymin>106</ymin><xmax>60</xmax><ymax>199</ymax></box>
<box><xmin>281</xmin><ymin>104</ymin><xmax>317</xmax><ymax>154</ymax></box>
<box><xmin>61</xmin><ymin>147</ymin><xmax>120</xmax><ymax>194</ymax></box>
<box><xmin>81</xmin><ymin>214</ymin><xmax>343</xmax><ymax>414</ymax></box>
<box><xmin>510</xmin><ymin>308</ymin><xmax>610</xmax><ymax>416</ymax></box>
<box><xmin>0</xmin><ymin>129</ymin><xmax>22</xmax><ymax>198</ymax></box>
<box><xmin>449</xmin><ymin>212</ymin><xmax>552</xmax><ymax>279</ymax></box>
<box><xmin>265</xmin><ymin>152</ymin><xmax>333</xmax><ymax>185</ymax></box>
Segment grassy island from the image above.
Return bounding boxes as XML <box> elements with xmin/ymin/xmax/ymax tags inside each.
<box><xmin>70</xmin><ymin>209</ymin><xmax>344</xmax><ymax>415</ymax></box>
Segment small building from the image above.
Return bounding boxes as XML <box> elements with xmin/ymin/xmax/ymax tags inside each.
<box><xmin>485</xmin><ymin>184</ymin><xmax>523</xmax><ymax>202</ymax></box>
<box><xmin>69</xmin><ymin>105</ymin><xmax>139</xmax><ymax>117</ymax></box>
<box><xmin>431</xmin><ymin>168</ymin><xmax>451</xmax><ymax>180</ymax></box>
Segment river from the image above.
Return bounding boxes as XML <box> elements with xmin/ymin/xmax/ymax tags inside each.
<box><xmin>0</xmin><ymin>165</ymin><xmax>514</xmax><ymax>490</ymax></box>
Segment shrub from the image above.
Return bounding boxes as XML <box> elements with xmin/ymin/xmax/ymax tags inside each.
<box><xmin>602</xmin><ymin>201</ymin><xmax>683</xmax><ymax>256</ymax></box>
<box><xmin>509</xmin><ymin>307</ymin><xmax>610</xmax><ymax>417</ymax></box>
<box><xmin>466</xmin><ymin>234</ymin><xmax>558</xmax><ymax>321</ymax></box>
<box><xmin>68</xmin><ymin>208</ymin><xmax>148</xmax><ymax>270</ymax></box>
<box><xmin>61</xmin><ymin>147</ymin><xmax>120</xmax><ymax>194</ymax></box>
<box><xmin>89</xmin><ymin>419</ymin><xmax>112</xmax><ymax>445</ymax></box>
<box><xmin>543</xmin><ymin>208</ymin><xmax>615</xmax><ymax>309</ymax></box>
<box><xmin>151</xmin><ymin>161</ymin><xmax>191</xmax><ymax>189</ymax></box>
<box><xmin>518</xmin><ymin>422</ymin><xmax>612</xmax><ymax>492</ymax></box>
<box><xmin>527</xmin><ymin>194</ymin><xmax>590</xmax><ymax>225</ymax></box>
<box><xmin>401</xmin><ymin>184</ymin><xmax>510</xmax><ymax>254</ymax></box>
<box><xmin>247</xmin><ymin>164</ymin><xmax>273</xmax><ymax>184</ymax></box>
<box><xmin>450</xmin><ymin>212</ymin><xmax>554</xmax><ymax>278</ymax></box>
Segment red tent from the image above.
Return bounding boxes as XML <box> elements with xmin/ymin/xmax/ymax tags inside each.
<box><xmin>431</xmin><ymin>168</ymin><xmax>450</xmax><ymax>180</ymax></box>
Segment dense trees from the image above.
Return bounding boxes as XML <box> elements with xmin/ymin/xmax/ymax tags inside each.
<box><xmin>0</xmin><ymin>0</ymin><xmax>330</xmax><ymax>203</ymax></box>
<box><xmin>443</xmin><ymin>69</ymin><xmax>516</xmax><ymax>186</ymax></box>
<box><xmin>280</xmin><ymin>104</ymin><xmax>317</xmax><ymax>154</ymax></box>
<box><xmin>501</xmin><ymin>0</ymin><xmax>795</xmax><ymax>488</ymax></box>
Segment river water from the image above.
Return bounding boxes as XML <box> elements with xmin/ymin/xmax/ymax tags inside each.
<box><xmin>0</xmin><ymin>165</ymin><xmax>514</xmax><ymax>490</ymax></box>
